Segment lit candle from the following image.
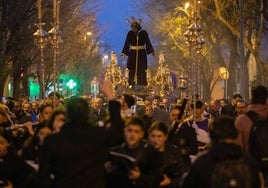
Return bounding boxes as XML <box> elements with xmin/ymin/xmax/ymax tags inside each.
<box><xmin>125</xmin><ymin>68</ymin><xmax>129</xmax><ymax>79</ymax></box>
<box><xmin>37</xmin><ymin>0</ymin><xmax>42</xmax><ymax>19</ymax></box>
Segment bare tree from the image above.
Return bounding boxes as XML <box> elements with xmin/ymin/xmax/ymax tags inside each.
<box><xmin>135</xmin><ymin>0</ymin><xmax>267</xmax><ymax>101</ymax></box>
<box><xmin>0</xmin><ymin>0</ymin><xmax>37</xmax><ymax>98</ymax></box>
<box><xmin>0</xmin><ymin>0</ymin><xmax>101</xmax><ymax>99</ymax></box>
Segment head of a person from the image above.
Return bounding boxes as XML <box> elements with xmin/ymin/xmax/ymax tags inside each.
<box><xmin>48</xmin><ymin>92</ymin><xmax>61</xmax><ymax>107</ymax></box>
<box><xmin>14</xmin><ymin>100</ymin><xmax>22</xmax><ymax>113</ymax></box>
<box><xmin>251</xmin><ymin>85</ymin><xmax>267</xmax><ymax>105</ymax></box>
<box><xmin>31</xmin><ymin>122</ymin><xmax>52</xmax><ymax>146</ymax></box>
<box><xmin>81</xmin><ymin>94</ymin><xmax>89</xmax><ymax>102</ymax></box>
<box><xmin>131</xmin><ymin>21</ymin><xmax>141</xmax><ymax>32</ymax></box>
<box><xmin>210</xmin><ymin>99</ymin><xmax>221</xmax><ymax>111</ymax></box>
<box><xmin>120</xmin><ymin>94</ymin><xmax>135</xmax><ymax>109</ymax></box>
<box><xmin>231</xmin><ymin>93</ymin><xmax>242</xmax><ymax>106</ymax></box>
<box><xmin>148</xmin><ymin>121</ymin><xmax>168</xmax><ymax>152</ymax></box>
<box><xmin>209</xmin><ymin>116</ymin><xmax>238</xmax><ymax>144</ymax></box>
<box><xmin>220</xmin><ymin>99</ymin><xmax>228</xmax><ymax>107</ymax></box>
<box><xmin>152</xmin><ymin>96</ymin><xmax>161</xmax><ymax>107</ymax></box>
<box><xmin>22</xmin><ymin>101</ymin><xmax>32</xmax><ymax>113</ymax></box>
<box><xmin>66</xmin><ymin>97</ymin><xmax>89</xmax><ymax>125</ymax></box>
<box><xmin>31</xmin><ymin>101</ymin><xmax>39</xmax><ymax>114</ymax></box>
<box><xmin>145</xmin><ymin>105</ymin><xmax>153</xmax><ymax>117</ymax></box>
<box><xmin>19</xmin><ymin>95</ymin><xmax>29</xmax><ymax>103</ymax></box>
<box><xmin>169</xmin><ymin>106</ymin><xmax>180</xmax><ymax>123</ymax></box>
<box><xmin>39</xmin><ymin>102</ymin><xmax>54</xmax><ymax>122</ymax></box>
<box><xmin>176</xmin><ymin>98</ymin><xmax>182</xmax><ymax>106</ymax></box>
<box><xmin>192</xmin><ymin>100</ymin><xmax>204</xmax><ymax>119</ymax></box>
<box><xmin>90</xmin><ymin>97</ymin><xmax>104</xmax><ymax>111</ymax></box>
<box><xmin>161</xmin><ymin>98</ymin><xmax>169</xmax><ymax>107</ymax></box>
<box><xmin>48</xmin><ymin>109</ymin><xmax>67</xmax><ymax>133</ymax></box>
<box><xmin>124</xmin><ymin>117</ymin><xmax>145</xmax><ymax>148</ymax></box>
<box><xmin>235</xmin><ymin>100</ymin><xmax>247</xmax><ymax>115</ymax></box>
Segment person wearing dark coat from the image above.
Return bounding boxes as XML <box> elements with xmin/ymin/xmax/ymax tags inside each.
<box><xmin>121</xmin><ymin>17</ymin><xmax>155</xmax><ymax>86</ymax></box>
<box><xmin>105</xmin><ymin>117</ymin><xmax>148</xmax><ymax>188</ymax></box>
<box><xmin>224</xmin><ymin>93</ymin><xmax>243</xmax><ymax>118</ymax></box>
<box><xmin>209</xmin><ymin>99</ymin><xmax>231</xmax><ymax>119</ymax></box>
<box><xmin>37</xmin><ymin>80</ymin><xmax>125</xmax><ymax>188</ymax></box>
<box><xmin>168</xmin><ymin>98</ymin><xmax>198</xmax><ymax>155</ymax></box>
<box><xmin>22</xmin><ymin>121</ymin><xmax>52</xmax><ymax>164</ymax></box>
<box><xmin>130</xmin><ymin>121</ymin><xmax>190</xmax><ymax>188</ymax></box>
<box><xmin>0</xmin><ymin>132</ymin><xmax>36</xmax><ymax>188</ymax></box>
<box><xmin>181</xmin><ymin>116</ymin><xmax>262</xmax><ymax>188</ymax></box>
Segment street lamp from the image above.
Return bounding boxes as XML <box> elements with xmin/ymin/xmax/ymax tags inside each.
<box><xmin>48</xmin><ymin>0</ymin><xmax>62</xmax><ymax>97</ymax></box>
<box><xmin>34</xmin><ymin>0</ymin><xmax>61</xmax><ymax>100</ymax></box>
<box><xmin>33</xmin><ymin>0</ymin><xmax>48</xmax><ymax>99</ymax></box>
<box><xmin>219</xmin><ymin>67</ymin><xmax>230</xmax><ymax>99</ymax></box>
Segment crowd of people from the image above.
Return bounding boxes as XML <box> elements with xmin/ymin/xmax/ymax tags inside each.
<box><xmin>0</xmin><ymin>80</ymin><xmax>267</xmax><ymax>187</ymax></box>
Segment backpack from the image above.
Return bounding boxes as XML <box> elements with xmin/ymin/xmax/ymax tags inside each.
<box><xmin>211</xmin><ymin>156</ymin><xmax>252</xmax><ymax>188</ymax></box>
<box><xmin>246</xmin><ymin>111</ymin><xmax>268</xmax><ymax>171</ymax></box>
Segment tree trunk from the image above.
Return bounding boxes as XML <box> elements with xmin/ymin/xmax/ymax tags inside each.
<box><xmin>13</xmin><ymin>64</ymin><xmax>29</xmax><ymax>99</ymax></box>
<box><xmin>202</xmin><ymin>79</ymin><xmax>211</xmax><ymax>101</ymax></box>
<box><xmin>0</xmin><ymin>66</ymin><xmax>10</xmax><ymax>98</ymax></box>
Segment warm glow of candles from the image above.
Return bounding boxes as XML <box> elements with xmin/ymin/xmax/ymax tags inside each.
<box><xmin>125</xmin><ymin>68</ymin><xmax>129</xmax><ymax>79</ymax></box>
<box><xmin>111</xmin><ymin>66</ymin><xmax>115</xmax><ymax>74</ymax></box>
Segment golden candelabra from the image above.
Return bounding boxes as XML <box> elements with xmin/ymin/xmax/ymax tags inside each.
<box><xmin>103</xmin><ymin>51</ymin><xmax>174</xmax><ymax>96</ymax></box>
<box><xmin>104</xmin><ymin>51</ymin><xmax>129</xmax><ymax>95</ymax></box>
<box><xmin>183</xmin><ymin>0</ymin><xmax>205</xmax><ymax>124</ymax></box>
<box><xmin>146</xmin><ymin>51</ymin><xmax>173</xmax><ymax>97</ymax></box>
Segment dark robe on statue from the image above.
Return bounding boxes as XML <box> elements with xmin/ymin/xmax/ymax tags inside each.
<box><xmin>122</xmin><ymin>29</ymin><xmax>154</xmax><ymax>86</ymax></box>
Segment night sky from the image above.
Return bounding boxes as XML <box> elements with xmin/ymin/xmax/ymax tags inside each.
<box><xmin>97</xmin><ymin>0</ymin><xmax>138</xmax><ymax>57</ymax></box>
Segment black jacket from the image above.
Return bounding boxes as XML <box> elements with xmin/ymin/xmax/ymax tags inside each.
<box><xmin>105</xmin><ymin>141</ymin><xmax>148</xmax><ymax>188</ymax></box>
<box><xmin>182</xmin><ymin>142</ymin><xmax>261</xmax><ymax>188</ymax></box>
<box><xmin>134</xmin><ymin>144</ymin><xmax>190</xmax><ymax>188</ymax></box>
<box><xmin>168</xmin><ymin>122</ymin><xmax>198</xmax><ymax>155</ymax></box>
<box><xmin>37</xmin><ymin>100</ymin><xmax>124</xmax><ymax>188</ymax></box>
<box><xmin>0</xmin><ymin>150</ymin><xmax>36</xmax><ymax>188</ymax></box>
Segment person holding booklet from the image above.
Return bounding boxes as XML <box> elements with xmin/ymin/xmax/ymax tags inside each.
<box><xmin>129</xmin><ymin>121</ymin><xmax>190</xmax><ymax>188</ymax></box>
<box><xmin>104</xmin><ymin>117</ymin><xmax>147</xmax><ymax>188</ymax></box>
